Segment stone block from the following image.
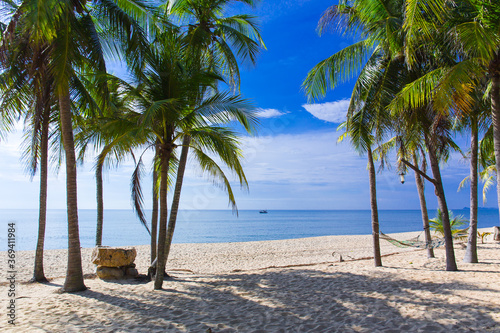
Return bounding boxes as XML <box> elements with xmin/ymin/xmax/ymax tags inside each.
<box><xmin>91</xmin><ymin>247</ymin><xmax>136</xmax><ymax>267</ymax></box>
<box><xmin>96</xmin><ymin>266</ymin><xmax>125</xmax><ymax>280</ymax></box>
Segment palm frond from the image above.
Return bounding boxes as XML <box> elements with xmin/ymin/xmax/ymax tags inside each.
<box><xmin>130</xmin><ymin>155</ymin><xmax>151</xmax><ymax>235</ymax></box>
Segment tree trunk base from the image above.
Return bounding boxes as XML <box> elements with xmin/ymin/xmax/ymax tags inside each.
<box><xmin>28</xmin><ymin>276</ymin><xmax>48</xmax><ymax>283</ymax></box>
<box><xmin>148</xmin><ymin>259</ymin><xmax>170</xmax><ymax>281</ymax></box>
<box><xmin>59</xmin><ymin>285</ymin><xmax>88</xmax><ymax>293</ymax></box>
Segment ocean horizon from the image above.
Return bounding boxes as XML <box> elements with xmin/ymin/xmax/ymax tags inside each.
<box><xmin>1</xmin><ymin>208</ymin><xmax>498</xmax><ymax>251</ymax></box>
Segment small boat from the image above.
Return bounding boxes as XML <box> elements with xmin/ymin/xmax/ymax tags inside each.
<box><xmin>259</xmin><ymin>210</ymin><xmax>268</xmax><ymax>214</ymax></box>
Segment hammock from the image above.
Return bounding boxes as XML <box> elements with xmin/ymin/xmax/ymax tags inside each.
<box><xmin>379</xmin><ymin>232</ymin><xmax>446</xmax><ymax>249</ymax></box>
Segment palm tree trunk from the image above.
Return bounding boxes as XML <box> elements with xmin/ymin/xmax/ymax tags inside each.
<box><xmin>425</xmin><ymin>135</ymin><xmax>457</xmax><ymax>271</ymax></box>
<box><xmin>95</xmin><ymin>159</ymin><xmax>104</xmax><ymax>247</ymax></box>
<box><xmin>464</xmin><ymin>122</ymin><xmax>479</xmax><ymax>263</ymax></box>
<box><xmin>164</xmin><ymin>136</ymin><xmax>191</xmax><ymax>266</ymax></box>
<box><xmin>32</xmin><ymin>106</ymin><xmax>50</xmax><ymax>282</ymax></box>
<box><xmin>154</xmin><ymin>144</ymin><xmax>172</xmax><ymax>290</ymax></box>
<box><xmin>413</xmin><ymin>154</ymin><xmax>434</xmax><ymax>258</ymax></box>
<box><xmin>59</xmin><ymin>88</ymin><xmax>86</xmax><ymax>292</ymax></box>
<box><xmin>150</xmin><ymin>152</ymin><xmax>159</xmax><ymax>264</ymax></box>
<box><xmin>490</xmin><ymin>52</ymin><xmax>500</xmax><ymax>228</ymax></box>
<box><xmin>367</xmin><ymin>147</ymin><xmax>382</xmax><ymax>267</ymax></box>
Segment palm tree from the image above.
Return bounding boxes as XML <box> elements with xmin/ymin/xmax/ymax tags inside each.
<box><xmin>455</xmin><ymin>87</ymin><xmax>491</xmax><ymax>263</ymax></box>
<box><xmin>402</xmin><ymin>0</ymin><xmax>500</xmax><ymax>227</ymax></box>
<box><xmin>412</xmin><ymin>152</ymin><xmax>434</xmax><ymax>258</ymax></box>
<box><xmin>164</xmin><ymin>0</ymin><xmax>265</xmax><ymax>88</ymax></box>
<box><xmin>0</xmin><ymin>1</ymin><xmax>57</xmax><ymax>282</ymax></box>
<box><xmin>396</xmin><ymin>104</ymin><xmax>461</xmax><ymax>271</ymax></box>
<box><xmin>0</xmin><ymin>0</ymin><xmax>150</xmax><ymax>292</ymax></box>
<box><xmin>102</xmin><ymin>29</ymin><xmax>257</xmax><ymax>289</ymax></box>
<box><xmin>304</xmin><ymin>0</ymin><xmax>406</xmax><ymax>267</ymax></box>
<box><xmin>75</xmin><ymin>79</ymin><xmax>152</xmax><ymax>247</ymax></box>
<box><xmin>159</xmin><ymin>0</ymin><xmax>264</xmax><ymax>270</ymax></box>
<box><xmin>390</xmin><ymin>139</ymin><xmax>435</xmax><ymax>258</ymax></box>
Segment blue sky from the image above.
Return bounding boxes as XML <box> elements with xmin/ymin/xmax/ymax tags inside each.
<box><xmin>0</xmin><ymin>0</ymin><xmax>495</xmax><ymax>211</ymax></box>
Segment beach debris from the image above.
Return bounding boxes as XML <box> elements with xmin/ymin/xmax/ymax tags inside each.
<box><xmin>92</xmin><ymin>247</ymin><xmax>139</xmax><ymax>280</ymax></box>
<box><xmin>332</xmin><ymin>251</ymin><xmax>344</xmax><ymax>262</ymax></box>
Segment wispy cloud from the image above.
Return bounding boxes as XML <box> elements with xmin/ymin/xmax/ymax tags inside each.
<box><xmin>255</xmin><ymin>108</ymin><xmax>287</xmax><ymax>118</ymax></box>
<box><xmin>302</xmin><ymin>99</ymin><xmax>350</xmax><ymax>123</ymax></box>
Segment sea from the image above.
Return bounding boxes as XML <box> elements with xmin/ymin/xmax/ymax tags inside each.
<box><xmin>0</xmin><ymin>209</ymin><xmax>498</xmax><ymax>251</ymax></box>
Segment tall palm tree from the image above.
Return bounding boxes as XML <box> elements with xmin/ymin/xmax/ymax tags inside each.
<box><xmin>164</xmin><ymin>0</ymin><xmax>265</xmax><ymax>89</ymax></box>
<box><xmin>402</xmin><ymin>0</ymin><xmax>500</xmax><ymax>226</ymax></box>
<box><xmin>0</xmin><ymin>1</ymin><xmax>58</xmax><ymax>282</ymax></box>
<box><xmin>1</xmin><ymin>0</ymin><xmax>150</xmax><ymax>292</ymax></box>
<box><xmin>454</xmin><ymin>86</ymin><xmax>491</xmax><ymax>263</ymax></box>
<box><xmin>159</xmin><ymin>0</ymin><xmax>264</xmax><ymax>270</ymax></box>
<box><xmin>304</xmin><ymin>0</ymin><xmax>406</xmax><ymax>267</ymax></box>
<box><xmin>75</xmin><ymin>78</ymin><xmax>152</xmax><ymax>247</ymax></box>
<box><xmin>412</xmin><ymin>152</ymin><xmax>434</xmax><ymax>258</ymax></box>
<box><xmin>401</xmin><ymin>106</ymin><xmax>460</xmax><ymax>271</ymax></box>
<box><xmin>103</xmin><ymin>30</ymin><xmax>257</xmax><ymax>289</ymax></box>
<box><xmin>382</xmin><ymin>136</ymin><xmax>435</xmax><ymax>258</ymax></box>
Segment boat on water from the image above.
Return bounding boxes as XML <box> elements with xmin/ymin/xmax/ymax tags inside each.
<box><xmin>259</xmin><ymin>210</ymin><xmax>268</xmax><ymax>214</ymax></box>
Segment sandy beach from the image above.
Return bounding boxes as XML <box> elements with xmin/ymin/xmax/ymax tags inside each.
<box><xmin>1</xmin><ymin>230</ymin><xmax>499</xmax><ymax>332</ymax></box>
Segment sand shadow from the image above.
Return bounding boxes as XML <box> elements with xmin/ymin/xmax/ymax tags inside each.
<box><xmin>42</xmin><ymin>267</ymin><xmax>500</xmax><ymax>332</ymax></box>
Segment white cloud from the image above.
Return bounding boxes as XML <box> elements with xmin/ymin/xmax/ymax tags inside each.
<box><xmin>302</xmin><ymin>99</ymin><xmax>350</xmax><ymax>123</ymax></box>
<box><xmin>255</xmin><ymin>108</ymin><xmax>286</xmax><ymax>118</ymax></box>
<box><xmin>0</xmin><ymin>125</ymin><xmax>482</xmax><ymax>211</ymax></box>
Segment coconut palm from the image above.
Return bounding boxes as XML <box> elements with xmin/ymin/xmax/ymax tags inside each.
<box><xmin>455</xmin><ymin>86</ymin><xmax>491</xmax><ymax>263</ymax></box>
<box><xmin>0</xmin><ymin>1</ymin><xmax>60</xmax><ymax>282</ymax></box>
<box><xmin>102</xmin><ymin>29</ymin><xmax>257</xmax><ymax>289</ymax></box>
<box><xmin>411</xmin><ymin>152</ymin><xmax>434</xmax><ymax>258</ymax></box>
<box><xmin>164</xmin><ymin>0</ymin><xmax>265</xmax><ymax>89</ymax></box>
<box><xmin>304</xmin><ymin>0</ymin><xmax>407</xmax><ymax>267</ymax></box>
<box><xmin>387</xmin><ymin>0</ymin><xmax>500</xmax><ymax>269</ymax></box>
<box><xmin>0</xmin><ymin>0</ymin><xmax>150</xmax><ymax>292</ymax></box>
<box><xmin>401</xmin><ymin>0</ymin><xmax>500</xmax><ymax>226</ymax></box>
<box><xmin>381</xmin><ymin>136</ymin><xmax>435</xmax><ymax>258</ymax></box>
<box><xmin>158</xmin><ymin>0</ymin><xmax>264</xmax><ymax>270</ymax></box>
<box><xmin>0</xmin><ymin>44</ymin><xmax>56</xmax><ymax>282</ymax></box>
<box><xmin>395</xmin><ymin>103</ymin><xmax>461</xmax><ymax>271</ymax></box>
<box><xmin>75</xmin><ymin>78</ymin><xmax>153</xmax><ymax>247</ymax></box>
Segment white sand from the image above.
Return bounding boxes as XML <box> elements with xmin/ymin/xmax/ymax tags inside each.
<box><xmin>1</xmin><ymin>230</ymin><xmax>499</xmax><ymax>332</ymax></box>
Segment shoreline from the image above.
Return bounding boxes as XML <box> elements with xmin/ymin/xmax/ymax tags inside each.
<box><xmin>1</xmin><ymin>230</ymin><xmax>499</xmax><ymax>332</ymax></box>
<box><xmin>1</xmin><ymin>229</ymin><xmax>494</xmax><ymax>282</ymax></box>
<box><xmin>6</xmin><ymin>226</ymin><xmax>493</xmax><ymax>252</ymax></box>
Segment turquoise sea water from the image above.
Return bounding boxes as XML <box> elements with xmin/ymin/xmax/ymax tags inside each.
<box><xmin>0</xmin><ymin>209</ymin><xmax>498</xmax><ymax>251</ymax></box>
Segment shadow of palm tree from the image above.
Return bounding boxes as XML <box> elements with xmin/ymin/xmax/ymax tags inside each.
<box><xmin>51</xmin><ymin>267</ymin><xmax>500</xmax><ymax>332</ymax></box>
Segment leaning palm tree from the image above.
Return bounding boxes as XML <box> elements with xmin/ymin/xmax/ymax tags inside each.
<box><xmin>380</xmin><ymin>135</ymin><xmax>435</xmax><ymax>258</ymax></box>
<box><xmin>396</xmin><ymin>104</ymin><xmax>461</xmax><ymax>271</ymax></box>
